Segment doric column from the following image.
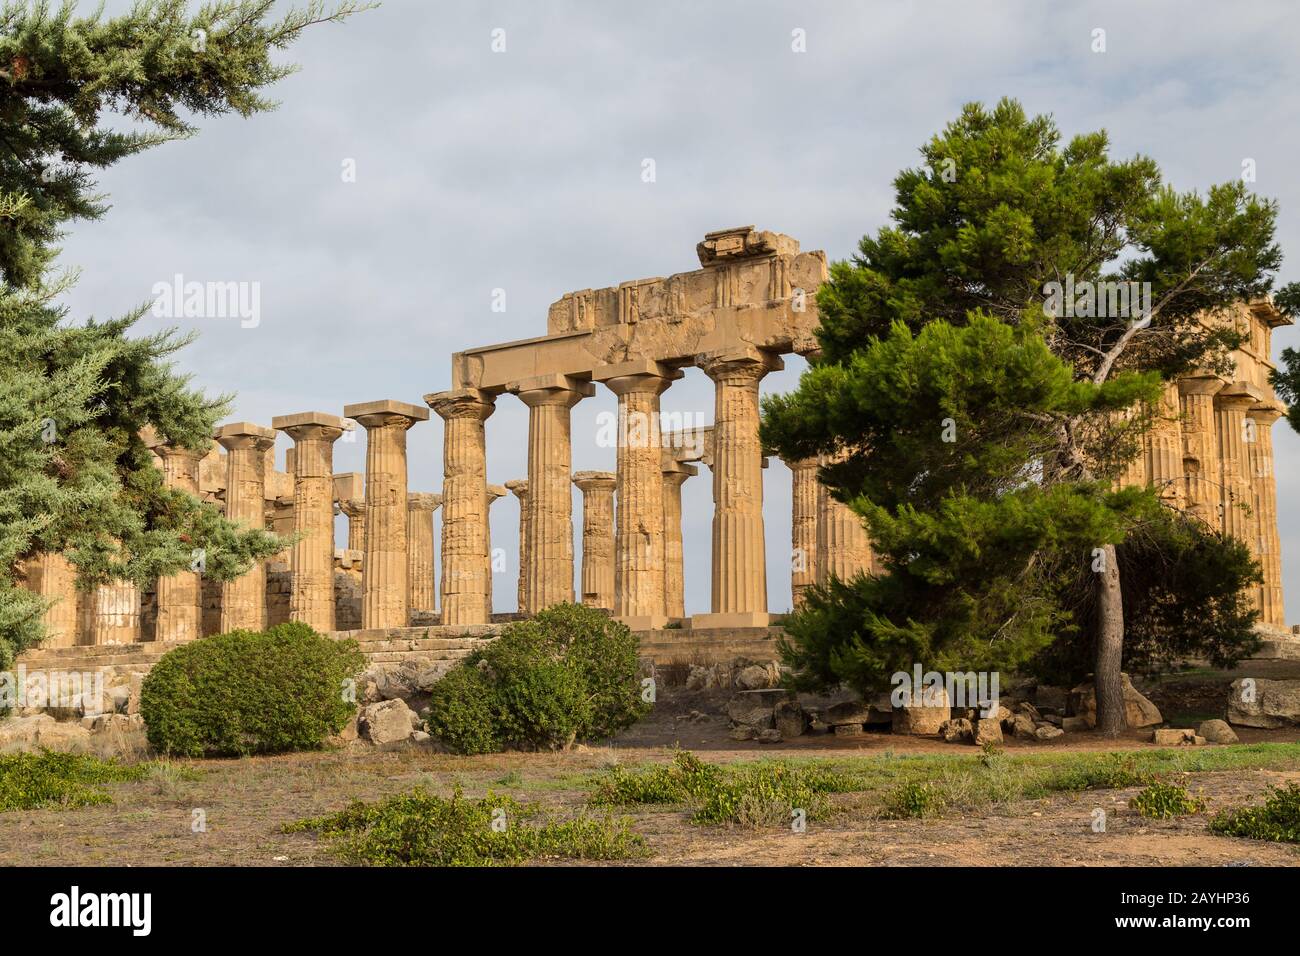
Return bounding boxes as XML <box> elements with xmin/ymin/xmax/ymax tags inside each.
<box><xmin>34</xmin><ymin>553</ymin><xmax>79</xmax><ymax>647</ymax></box>
<box><xmin>1247</xmin><ymin>404</ymin><xmax>1285</xmax><ymax>626</ymax></box>
<box><xmin>511</xmin><ymin>374</ymin><xmax>593</xmax><ymax>612</ymax></box>
<box><xmin>1178</xmin><ymin>376</ymin><xmax>1223</xmax><ymax>527</ymax></box>
<box><xmin>91</xmin><ymin>581</ymin><xmax>140</xmax><ymax>645</ymax></box>
<box><xmin>273</xmin><ymin>412</ymin><xmax>347</xmax><ymax>632</ymax></box>
<box><xmin>145</xmin><ymin>439</ymin><xmax>205</xmax><ymax>642</ymax></box>
<box><xmin>789</xmin><ymin>457</ymin><xmax>820</xmax><ymax>607</ymax></box>
<box><xmin>1214</xmin><ymin>384</ymin><xmax>1257</xmax><ymax>543</ymax></box>
<box><xmin>593</xmin><ymin>360</ymin><xmax>683</xmax><ymax>629</ymax></box>
<box><xmin>1145</xmin><ymin>382</ymin><xmax>1184</xmax><ymax>506</ymax></box>
<box><xmin>343</xmin><ymin>400</ymin><xmax>429</xmax><ymax>629</ymax></box>
<box><xmin>816</xmin><ymin>460</ymin><xmax>874</xmax><ymax>585</ymax></box>
<box><xmin>485</xmin><ymin>484</ymin><xmax>507</xmax><ymax>614</ymax></box>
<box><xmin>426</xmin><ymin>388</ymin><xmax>496</xmax><ymax>625</ymax></box>
<box><xmin>406</xmin><ymin>492</ymin><xmax>441</xmax><ymax>613</ymax></box>
<box><xmin>573</xmin><ymin>471</ymin><xmax>616</xmax><ymax>610</ymax></box>
<box><xmin>661</xmin><ymin>462</ymin><xmax>695</xmax><ymax>619</ymax></box>
<box><xmin>215</xmin><ymin>422</ymin><xmax>276</xmax><ymax>633</ymax></box>
<box><xmin>339</xmin><ymin>497</ymin><xmax>366</xmax><ymax>553</ymax></box>
<box><xmin>504</xmin><ymin>479</ymin><xmax>529</xmax><ymax>612</ymax></box>
<box><xmin>694</xmin><ymin>347</ymin><xmax>782</xmax><ymax>628</ymax></box>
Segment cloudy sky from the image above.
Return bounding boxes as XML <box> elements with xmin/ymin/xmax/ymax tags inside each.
<box><xmin>60</xmin><ymin>0</ymin><xmax>1300</xmax><ymax>616</ymax></box>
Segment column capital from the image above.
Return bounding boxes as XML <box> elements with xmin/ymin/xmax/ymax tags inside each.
<box><xmin>144</xmin><ymin>433</ymin><xmax>205</xmax><ymax>463</ymax></box>
<box><xmin>1177</xmin><ymin>374</ymin><xmax>1227</xmax><ymax>398</ymax></box>
<box><xmin>339</xmin><ymin>497</ymin><xmax>366</xmax><ymax>519</ymax></box>
<box><xmin>509</xmin><ymin>373</ymin><xmax>595</xmax><ymax>408</ymax></box>
<box><xmin>1214</xmin><ymin>382</ymin><xmax>1267</xmax><ymax>411</ymax></box>
<box><xmin>504</xmin><ymin>478</ymin><xmax>529</xmax><ymax>498</ymax></box>
<box><xmin>1248</xmin><ymin>403</ymin><xmax>1285</xmax><ymax>425</ymax></box>
<box><xmin>662</xmin><ymin>461</ymin><xmax>698</xmax><ymax>486</ymax></box>
<box><xmin>592</xmin><ymin>359</ymin><xmax>684</xmax><ymax>397</ymax></box>
<box><xmin>697</xmin><ymin>345</ymin><xmax>784</xmax><ymax>382</ymax></box>
<box><xmin>214</xmin><ymin>421</ymin><xmax>276</xmax><ymax>453</ymax></box>
<box><xmin>425</xmin><ymin>387</ymin><xmax>496</xmax><ymax>422</ymax></box>
<box><xmin>407</xmin><ymin>492</ymin><xmax>442</xmax><ymax>512</ymax></box>
<box><xmin>487</xmin><ymin>483</ymin><xmax>508</xmax><ymax>504</ymax></box>
<box><xmin>273</xmin><ymin>410</ymin><xmax>350</xmax><ymax>444</ymax></box>
<box><xmin>573</xmin><ymin>470</ymin><xmax>616</xmax><ymax>492</ymax></box>
<box><xmin>343</xmin><ymin>399</ymin><xmax>429</xmax><ymax>430</ymax></box>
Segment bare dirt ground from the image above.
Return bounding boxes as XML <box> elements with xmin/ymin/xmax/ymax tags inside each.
<box><xmin>3</xmin><ymin>694</ymin><xmax>1299</xmax><ymax>867</ymax></box>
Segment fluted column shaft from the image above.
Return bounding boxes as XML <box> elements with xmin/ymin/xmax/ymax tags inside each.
<box><xmin>154</xmin><ymin>446</ymin><xmax>204</xmax><ymax>641</ymax></box>
<box><xmin>595</xmin><ymin>363</ymin><xmax>679</xmax><ymax>627</ymax></box>
<box><xmin>340</xmin><ymin>499</ymin><xmax>366</xmax><ymax>552</ymax></box>
<box><xmin>345</xmin><ymin>401</ymin><xmax>428</xmax><ymax>629</ymax></box>
<box><xmin>789</xmin><ymin>457</ymin><xmax>819</xmax><ymax>607</ymax></box>
<box><xmin>505</xmin><ymin>480</ymin><xmax>529</xmax><ymax>612</ymax></box>
<box><xmin>427</xmin><ymin>389</ymin><xmax>495</xmax><ymax>625</ymax></box>
<box><xmin>662</xmin><ymin>467</ymin><xmax>693</xmax><ymax>618</ymax></box>
<box><xmin>216</xmin><ymin>422</ymin><xmax>276</xmax><ymax>633</ymax></box>
<box><xmin>695</xmin><ymin>349</ymin><xmax>781</xmax><ymax>626</ymax></box>
<box><xmin>92</xmin><ymin>581</ymin><xmax>140</xmax><ymax>645</ymax></box>
<box><xmin>516</xmin><ymin>379</ymin><xmax>591</xmax><ymax>612</ymax></box>
<box><xmin>1247</xmin><ymin>406</ymin><xmax>1285</xmax><ymax>625</ymax></box>
<box><xmin>406</xmin><ymin>493</ymin><xmax>441</xmax><ymax>612</ymax></box>
<box><xmin>485</xmin><ymin>484</ymin><xmax>507</xmax><ymax>614</ymax></box>
<box><xmin>1214</xmin><ymin>388</ymin><xmax>1255</xmax><ymax>543</ymax></box>
<box><xmin>35</xmin><ymin>553</ymin><xmax>79</xmax><ymax>647</ymax></box>
<box><xmin>275</xmin><ymin>414</ymin><xmax>346</xmax><ymax>632</ymax></box>
<box><xmin>1178</xmin><ymin>377</ymin><xmax>1222</xmax><ymax>526</ymax></box>
<box><xmin>574</xmin><ymin>471</ymin><xmax>616</xmax><ymax>610</ymax></box>
<box><xmin>816</xmin><ymin>457</ymin><xmax>874</xmax><ymax>584</ymax></box>
<box><xmin>1145</xmin><ymin>382</ymin><xmax>1184</xmax><ymax>506</ymax></box>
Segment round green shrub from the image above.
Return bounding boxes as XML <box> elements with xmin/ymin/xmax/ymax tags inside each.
<box><xmin>424</xmin><ymin>603</ymin><xmax>649</xmax><ymax>754</ymax></box>
<box><xmin>423</xmin><ymin>664</ymin><xmax>502</xmax><ymax>756</ymax></box>
<box><xmin>139</xmin><ymin>622</ymin><xmax>365</xmax><ymax>757</ymax></box>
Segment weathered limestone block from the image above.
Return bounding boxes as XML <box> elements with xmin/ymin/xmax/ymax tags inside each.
<box><xmin>274</xmin><ymin>412</ymin><xmax>348</xmax><ymax>633</ymax></box>
<box><xmin>91</xmin><ymin>581</ymin><xmax>141</xmax><ymax>645</ymax></box>
<box><xmin>344</xmin><ymin>400</ymin><xmax>428</xmax><ymax>629</ymax></box>
<box><xmin>1068</xmin><ymin>674</ymin><xmax>1162</xmax><ymax>729</ymax></box>
<box><xmin>426</xmin><ymin>389</ymin><xmax>495</xmax><ymax>625</ymax></box>
<box><xmin>1198</xmin><ymin>719</ymin><xmax>1239</xmax><ymax>744</ymax></box>
<box><xmin>891</xmin><ymin>686</ymin><xmax>951</xmax><ymax>736</ymax></box>
<box><xmin>357</xmin><ymin>698</ymin><xmax>419</xmax><ymax>746</ymax></box>
<box><xmin>215</xmin><ymin>421</ymin><xmax>276</xmax><ymax>633</ymax></box>
<box><xmin>1227</xmin><ymin>677</ymin><xmax>1300</xmax><ymax>728</ymax></box>
<box><xmin>573</xmin><ymin>471</ymin><xmax>616</xmax><ymax>610</ymax></box>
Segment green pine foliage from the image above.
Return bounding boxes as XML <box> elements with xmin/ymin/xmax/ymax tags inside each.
<box><xmin>762</xmin><ymin>98</ymin><xmax>1289</xmax><ymax>704</ymax></box>
<box><xmin>0</xmin><ymin>1</ymin><xmax>369</xmax><ymax>667</ymax></box>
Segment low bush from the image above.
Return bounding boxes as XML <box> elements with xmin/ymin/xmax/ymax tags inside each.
<box><xmin>879</xmin><ymin>780</ymin><xmax>947</xmax><ymax>819</ymax></box>
<box><xmin>424</xmin><ymin>603</ymin><xmax>649</xmax><ymax>754</ymax></box>
<box><xmin>285</xmin><ymin>787</ymin><xmax>646</xmax><ymax>865</ymax></box>
<box><xmin>1129</xmin><ymin>781</ymin><xmax>1206</xmax><ymax>819</ymax></box>
<box><xmin>139</xmin><ymin>622</ymin><xmax>364</xmax><ymax>757</ymax></box>
<box><xmin>0</xmin><ymin>750</ymin><xmax>147</xmax><ymax>812</ymax></box>
<box><xmin>1210</xmin><ymin>783</ymin><xmax>1300</xmax><ymax>843</ymax></box>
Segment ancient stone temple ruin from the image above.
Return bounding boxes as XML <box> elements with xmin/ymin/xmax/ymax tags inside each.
<box><xmin>18</xmin><ymin>226</ymin><xmax>1298</xmax><ymax>665</ymax></box>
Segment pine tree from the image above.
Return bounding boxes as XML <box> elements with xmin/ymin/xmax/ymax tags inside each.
<box><xmin>763</xmin><ymin>99</ymin><xmax>1295</xmax><ymax>733</ymax></box>
<box><xmin>0</xmin><ymin>1</ymin><xmax>370</xmax><ymax>668</ymax></box>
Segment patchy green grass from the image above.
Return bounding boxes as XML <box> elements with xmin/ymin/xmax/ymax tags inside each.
<box><xmin>1210</xmin><ymin>783</ymin><xmax>1300</xmax><ymax>843</ymax></box>
<box><xmin>588</xmin><ymin>750</ymin><xmax>857</xmax><ymax>827</ymax></box>
<box><xmin>285</xmin><ymin>787</ymin><xmax>647</xmax><ymax>866</ymax></box>
<box><xmin>1129</xmin><ymin>781</ymin><xmax>1207</xmax><ymax>819</ymax></box>
<box><xmin>0</xmin><ymin>750</ymin><xmax>149</xmax><ymax>812</ymax></box>
<box><xmin>592</xmin><ymin>744</ymin><xmax>1300</xmax><ymax>823</ymax></box>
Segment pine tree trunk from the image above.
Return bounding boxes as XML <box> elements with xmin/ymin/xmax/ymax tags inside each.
<box><xmin>1093</xmin><ymin>542</ymin><xmax>1125</xmax><ymax>737</ymax></box>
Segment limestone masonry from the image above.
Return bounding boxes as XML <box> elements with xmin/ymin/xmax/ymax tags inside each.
<box><xmin>19</xmin><ymin>226</ymin><xmax>1297</xmax><ymax>657</ymax></box>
